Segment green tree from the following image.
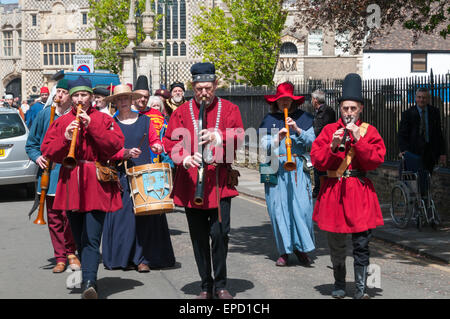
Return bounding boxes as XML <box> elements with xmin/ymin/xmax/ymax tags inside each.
<box><xmin>84</xmin><ymin>0</ymin><xmax>160</xmax><ymax>74</ymax></box>
<box><xmin>192</xmin><ymin>0</ymin><xmax>288</xmax><ymax>86</ymax></box>
<box><xmin>291</xmin><ymin>0</ymin><xmax>449</xmax><ymax>53</ymax></box>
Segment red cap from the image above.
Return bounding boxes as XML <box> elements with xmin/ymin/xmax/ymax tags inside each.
<box><xmin>126</xmin><ymin>83</ymin><xmax>133</xmax><ymax>90</ymax></box>
<box><xmin>40</xmin><ymin>87</ymin><xmax>50</xmax><ymax>94</ymax></box>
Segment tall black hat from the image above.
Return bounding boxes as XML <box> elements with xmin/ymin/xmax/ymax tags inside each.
<box><xmin>135</xmin><ymin>75</ymin><xmax>149</xmax><ymax>91</ymax></box>
<box><xmin>190</xmin><ymin>62</ymin><xmax>216</xmax><ymax>82</ymax></box>
<box><xmin>339</xmin><ymin>73</ymin><xmax>364</xmax><ymax>104</ymax></box>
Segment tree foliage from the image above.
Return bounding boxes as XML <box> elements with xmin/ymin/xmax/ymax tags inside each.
<box><xmin>84</xmin><ymin>0</ymin><xmax>160</xmax><ymax>74</ymax></box>
<box><xmin>192</xmin><ymin>0</ymin><xmax>288</xmax><ymax>86</ymax></box>
<box><xmin>291</xmin><ymin>0</ymin><xmax>449</xmax><ymax>52</ymax></box>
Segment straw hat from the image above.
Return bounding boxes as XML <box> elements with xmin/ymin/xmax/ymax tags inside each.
<box><xmin>104</xmin><ymin>84</ymin><xmax>143</xmax><ymax>103</ymax></box>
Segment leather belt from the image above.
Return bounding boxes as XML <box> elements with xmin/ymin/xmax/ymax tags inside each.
<box><xmin>327</xmin><ymin>169</ymin><xmax>366</xmax><ymax>178</ymax></box>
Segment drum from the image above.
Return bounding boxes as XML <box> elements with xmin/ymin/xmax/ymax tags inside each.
<box><xmin>126</xmin><ymin>162</ymin><xmax>174</xmax><ymax>216</ymax></box>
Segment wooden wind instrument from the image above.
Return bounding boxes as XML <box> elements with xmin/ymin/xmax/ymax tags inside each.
<box><xmin>193</xmin><ymin>97</ymin><xmax>207</xmax><ymax>206</ymax></box>
<box><xmin>62</xmin><ymin>103</ymin><xmax>82</xmax><ymax>169</ymax></box>
<box><xmin>34</xmin><ymin>99</ymin><xmax>59</xmax><ymax>225</ymax></box>
<box><xmin>283</xmin><ymin>107</ymin><xmax>296</xmax><ymax>171</ymax></box>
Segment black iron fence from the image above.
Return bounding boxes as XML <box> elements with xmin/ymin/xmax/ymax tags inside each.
<box><xmin>185</xmin><ymin>75</ymin><xmax>450</xmax><ymax>167</ymax></box>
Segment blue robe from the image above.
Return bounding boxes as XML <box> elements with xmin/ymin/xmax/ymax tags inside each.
<box><xmin>25</xmin><ymin>106</ymin><xmax>62</xmax><ymax>195</ymax></box>
<box><xmin>259</xmin><ymin>109</ymin><xmax>316</xmax><ymax>255</ymax></box>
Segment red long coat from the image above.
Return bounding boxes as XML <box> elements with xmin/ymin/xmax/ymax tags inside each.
<box><xmin>310</xmin><ymin>119</ymin><xmax>386</xmax><ymax>233</ymax></box>
<box><xmin>163</xmin><ymin>97</ymin><xmax>244</xmax><ymax>209</ymax></box>
<box><xmin>41</xmin><ymin>106</ymin><xmax>125</xmax><ymax>213</ymax></box>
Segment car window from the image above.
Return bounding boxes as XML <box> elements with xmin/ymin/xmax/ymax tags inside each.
<box><xmin>0</xmin><ymin>113</ymin><xmax>26</xmax><ymax>139</ymax></box>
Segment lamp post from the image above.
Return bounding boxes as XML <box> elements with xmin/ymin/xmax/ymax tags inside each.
<box><xmin>159</xmin><ymin>0</ymin><xmax>173</xmax><ymax>89</ymax></box>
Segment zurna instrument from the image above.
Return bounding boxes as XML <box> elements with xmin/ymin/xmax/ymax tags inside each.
<box><xmin>283</xmin><ymin>107</ymin><xmax>296</xmax><ymax>171</ymax></box>
<box><xmin>62</xmin><ymin>104</ymin><xmax>82</xmax><ymax>169</ymax></box>
<box><xmin>33</xmin><ymin>98</ymin><xmax>59</xmax><ymax>225</ymax></box>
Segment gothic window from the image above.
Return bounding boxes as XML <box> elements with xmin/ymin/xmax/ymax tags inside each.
<box><xmin>17</xmin><ymin>30</ymin><xmax>21</xmax><ymax>56</ymax></box>
<box><xmin>173</xmin><ymin>42</ymin><xmax>179</xmax><ymax>56</ymax></box>
<box><xmin>180</xmin><ymin>42</ymin><xmax>186</xmax><ymax>56</ymax></box>
<box><xmin>172</xmin><ymin>0</ymin><xmax>178</xmax><ymax>39</ymax></box>
<box><xmin>180</xmin><ymin>0</ymin><xmax>186</xmax><ymax>39</ymax></box>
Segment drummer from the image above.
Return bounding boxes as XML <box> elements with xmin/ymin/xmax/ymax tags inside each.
<box><xmin>102</xmin><ymin>84</ymin><xmax>176</xmax><ymax>273</ymax></box>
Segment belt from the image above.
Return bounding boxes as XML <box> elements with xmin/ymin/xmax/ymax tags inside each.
<box><xmin>327</xmin><ymin>169</ymin><xmax>366</xmax><ymax>178</ymax></box>
<box><xmin>78</xmin><ymin>160</ymin><xmax>96</xmax><ymax>164</ymax></box>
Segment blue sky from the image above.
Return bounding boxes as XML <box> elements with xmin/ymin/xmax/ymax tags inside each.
<box><xmin>0</xmin><ymin>0</ymin><xmax>19</xmax><ymax>4</ymax></box>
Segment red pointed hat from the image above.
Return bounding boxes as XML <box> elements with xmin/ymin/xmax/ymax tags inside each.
<box><xmin>264</xmin><ymin>82</ymin><xmax>305</xmax><ymax>104</ymax></box>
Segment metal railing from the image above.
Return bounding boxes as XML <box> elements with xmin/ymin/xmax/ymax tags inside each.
<box><xmin>184</xmin><ymin>75</ymin><xmax>450</xmax><ymax>167</ymax></box>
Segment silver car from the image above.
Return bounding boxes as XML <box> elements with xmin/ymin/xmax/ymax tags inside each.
<box><xmin>0</xmin><ymin>107</ymin><xmax>38</xmax><ymax>196</ymax></box>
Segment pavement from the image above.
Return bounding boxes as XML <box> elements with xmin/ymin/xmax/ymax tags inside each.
<box><xmin>235</xmin><ymin>166</ymin><xmax>450</xmax><ymax>265</ymax></box>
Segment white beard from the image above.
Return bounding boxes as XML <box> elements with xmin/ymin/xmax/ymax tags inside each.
<box><xmin>172</xmin><ymin>95</ymin><xmax>183</xmax><ymax>103</ymax></box>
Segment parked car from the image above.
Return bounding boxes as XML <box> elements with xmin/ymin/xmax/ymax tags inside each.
<box><xmin>0</xmin><ymin>106</ymin><xmax>38</xmax><ymax>197</ymax></box>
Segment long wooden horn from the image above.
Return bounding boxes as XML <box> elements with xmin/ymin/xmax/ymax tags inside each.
<box><xmin>62</xmin><ymin>104</ymin><xmax>82</xmax><ymax>169</ymax></box>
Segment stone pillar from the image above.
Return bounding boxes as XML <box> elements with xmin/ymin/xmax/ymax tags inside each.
<box><xmin>134</xmin><ymin>0</ymin><xmax>162</xmax><ymax>92</ymax></box>
<box><xmin>120</xmin><ymin>0</ymin><xmax>137</xmax><ymax>85</ymax></box>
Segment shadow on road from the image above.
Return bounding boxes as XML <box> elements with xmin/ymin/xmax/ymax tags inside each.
<box><xmin>181</xmin><ymin>278</ymin><xmax>254</xmax><ymax>298</ymax></box>
<box><xmin>66</xmin><ymin>277</ymin><xmax>145</xmax><ymax>299</ymax></box>
<box><xmin>0</xmin><ymin>184</ymin><xmax>34</xmax><ymax>202</ymax></box>
<box><xmin>314</xmin><ymin>283</ymin><xmax>383</xmax><ymax>299</ymax></box>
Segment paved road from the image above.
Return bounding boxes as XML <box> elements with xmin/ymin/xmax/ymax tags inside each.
<box><xmin>0</xmin><ymin>184</ymin><xmax>449</xmax><ymax>299</ymax></box>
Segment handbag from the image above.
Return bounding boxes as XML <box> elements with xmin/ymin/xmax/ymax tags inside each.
<box><xmin>227</xmin><ymin>167</ymin><xmax>241</xmax><ymax>187</ymax></box>
<box><xmin>95</xmin><ymin>161</ymin><xmax>119</xmax><ymax>183</ymax></box>
<box><xmin>259</xmin><ymin>162</ymin><xmax>278</xmax><ymax>185</ymax></box>
<box><xmin>300</xmin><ymin>153</ymin><xmax>314</xmax><ymax>173</ymax></box>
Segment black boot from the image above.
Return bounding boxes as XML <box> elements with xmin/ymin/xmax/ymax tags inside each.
<box><xmin>331</xmin><ymin>264</ymin><xmax>346</xmax><ymax>299</ymax></box>
<box><xmin>81</xmin><ymin>280</ymin><xmax>98</xmax><ymax>299</ymax></box>
<box><xmin>353</xmin><ymin>265</ymin><xmax>369</xmax><ymax>299</ymax></box>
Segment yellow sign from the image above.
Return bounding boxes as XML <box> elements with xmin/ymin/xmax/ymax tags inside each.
<box><xmin>0</xmin><ymin>149</ymin><xmax>4</xmax><ymax>157</ymax></box>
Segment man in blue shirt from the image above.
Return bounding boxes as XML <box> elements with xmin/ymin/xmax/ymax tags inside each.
<box><xmin>25</xmin><ymin>86</ymin><xmax>50</xmax><ymax>128</ymax></box>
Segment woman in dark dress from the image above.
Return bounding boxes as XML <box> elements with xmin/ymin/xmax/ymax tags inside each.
<box><xmin>102</xmin><ymin>84</ymin><xmax>176</xmax><ymax>272</ymax></box>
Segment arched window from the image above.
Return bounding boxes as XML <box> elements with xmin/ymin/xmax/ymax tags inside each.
<box><xmin>173</xmin><ymin>42</ymin><xmax>179</xmax><ymax>56</ymax></box>
<box><xmin>280</xmin><ymin>42</ymin><xmax>298</xmax><ymax>55</ymax></box>
<box><xmin>180</xmin><ymin>42</ymin><xmax>186</xmax><ymax>56</ymax></box>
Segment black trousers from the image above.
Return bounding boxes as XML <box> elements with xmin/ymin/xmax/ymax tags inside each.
<box><xmin>66</xmin><ymin>211</ymin><xmax>106</xmax><ymax>283</ymax></box>
<box><xmin>327</xmin><ymin>230</ymin><xmax>372</xmax><ymax>268</ymax></box>
<box><xmin>185</xmin><ymin>198</ymin><xmax>231</xmax><ymax>293</ymax></box>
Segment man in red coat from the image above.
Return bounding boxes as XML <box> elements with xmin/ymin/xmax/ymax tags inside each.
<box><xmin>41</xmin><ymin>76</ymin><xmax>124</xmax><ymax>299</ymax></box>
<box><xmin>311</xmin><ymin>73</ymin><xmax>386</xmax><ymax>299</ymax></box>
<box><xmin>163</xmin><ymin>62</ymin><xmax>244</xmax><ymax>299</ymax></box>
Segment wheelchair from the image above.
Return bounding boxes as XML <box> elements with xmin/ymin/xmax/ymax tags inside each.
<box><xmin>390</xmin><ymin>155</ymin><xmax>441</xmax><ymax>230</ymax></box>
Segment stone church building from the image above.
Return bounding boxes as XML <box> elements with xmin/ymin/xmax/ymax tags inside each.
<box><xmin>0</xmin><ymin>0</ymin><xmax>362</xmax><ymax>100</ymax></box>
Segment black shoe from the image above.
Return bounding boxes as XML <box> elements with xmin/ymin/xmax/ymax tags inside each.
<box><xmin>331</xmin><ymin>264</ymin><xmax>346</xmax><ymax>299</ymax></box>
<box><xmin>294</xmin><ymin>250</ymin><xmax>313</xmax><ymax>267</ymax></box>
<box><xmin>81</xmin><ymin>280</ymin><xmax>98</xmax><ymax>299</ymax></box>
<box><xmin>353</xmin><ymin>265</ymin><xmax>369</xmax><ymax>299</ymax></box>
